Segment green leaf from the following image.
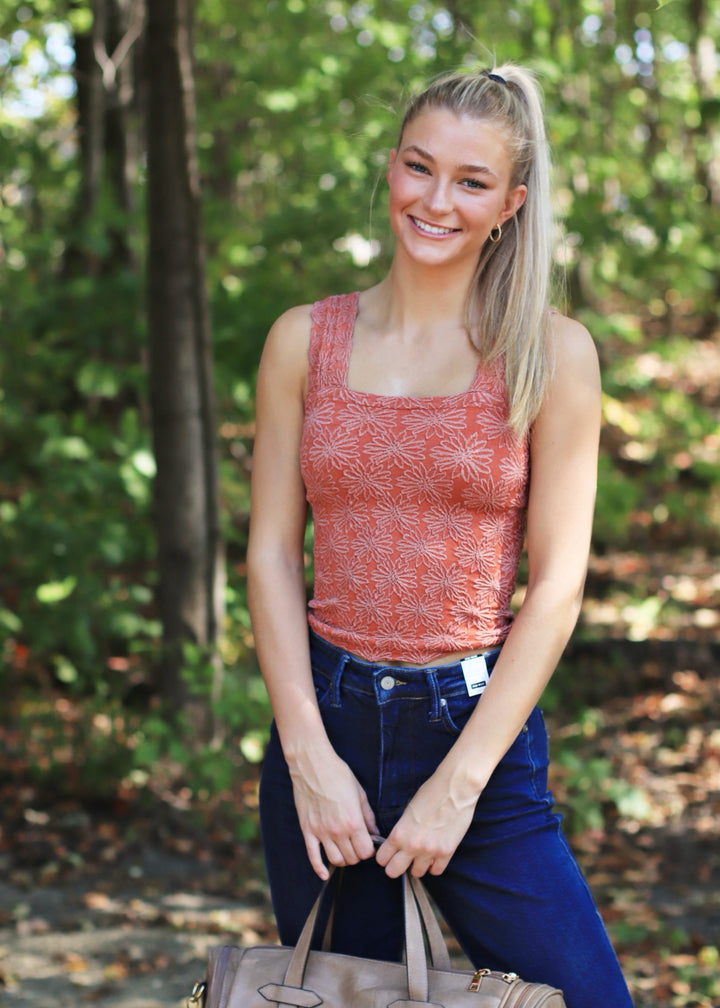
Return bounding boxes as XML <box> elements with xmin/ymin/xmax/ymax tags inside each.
<box><xmin>41</xmin><ymin>436</ymin><xmax>92</xmax><ymax>461</ymax></box>
<box><xmin>36</xmin><ymin>576</ymin><xmax>78</xmax><ymax>604</ymax></box>
<box><xmin>54</xmin><ymin>655</ymin><xmax>79</xmax><ymax>683</ymax></box>
<box><xmin>239</xmin><ymin>729</ymin><xmax>267</xmax><ymax>763</ymax></box>
<box><xmin>0</xmin><ymin>608</ymin><xmax>22</xmax><ymax>633</ymax></box>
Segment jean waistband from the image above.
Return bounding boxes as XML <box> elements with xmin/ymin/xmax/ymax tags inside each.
<box><xmin>308</xmin><ymin>627</ymin><xmax>501</xmax><ymax>700</ymax></box>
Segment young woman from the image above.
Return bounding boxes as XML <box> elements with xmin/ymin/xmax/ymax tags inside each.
<box><xmin>247</xmin><ymin>65</ymin><xmax>634</xmax><ymax>1008</ymax></box>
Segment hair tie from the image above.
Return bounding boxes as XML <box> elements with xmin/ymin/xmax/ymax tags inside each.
<box><xmin>486</xmin><ymin>71</ymin><xmax>507</xmax><ymax>84</ymax></box>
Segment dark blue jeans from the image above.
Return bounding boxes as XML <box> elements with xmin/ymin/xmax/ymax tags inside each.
<box><xmin>259</xmin><ymin>629</ymin><xmax>634</xmax><ymax>1008</ymax></box>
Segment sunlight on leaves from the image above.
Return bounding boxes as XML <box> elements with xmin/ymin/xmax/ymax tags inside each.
<box><xmin>239</xmin><ymin>729</ymin><xmax>267</xmax><ymax>764</ymax></box>
<box><xmin>36</xmin><ymin>576</ymin><xmax>77</xmax><ymax>604</ymax></box>
<box><xmin>622</xmin><ymin>596</ymin><xmax>664</xmax><ymax>642</ymax></box>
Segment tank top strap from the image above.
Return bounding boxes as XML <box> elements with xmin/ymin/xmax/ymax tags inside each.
<box><xmin>308</xmin><ymin>292</ymin><xmax>358</xmax><ymax>392</ymax></box>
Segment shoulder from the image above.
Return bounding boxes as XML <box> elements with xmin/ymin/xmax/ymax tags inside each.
<box><xmin>547</xmin><ymin>310</ymin><xmax>600</xmax><ymax>392</ymax></box>
<box><xmin>265</xmin><ymin>302</ymin><xmax>314</xmax><ymax>352</ymax></box>
<box><xmin>531</xmin><ymin>311</ymin><xmax>600</xmax><ymax>437</ymax></box>
<box><xmin>261</xmin><ymin>302</ymin><xmax>313</xmax><ymax>369</ymax></box>
<box><xmin>263</xmin><ymin>292</ymin><xmax>355</xmax><ymax>357</ymax></box>
<box><xmin>256</xmin><ymin>303</ymin><xmax>314</xmax><ymax>402</ymax></box>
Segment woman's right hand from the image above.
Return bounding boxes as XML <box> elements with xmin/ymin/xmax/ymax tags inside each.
<box><xmin>289</xmin><ymin>749</ymin><xmax>378</xmax><ymax>880</ymax></box>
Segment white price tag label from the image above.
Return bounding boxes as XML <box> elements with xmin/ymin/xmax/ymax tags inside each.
<box><xmin>460</xmin><ymin>654</ymin><xmax>489</xmax><ymax>697</ymax></box>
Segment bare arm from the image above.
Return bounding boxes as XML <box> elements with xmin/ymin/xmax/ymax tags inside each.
<box><xmin>377</xmin><ymin>313</ymin><xmax>602</xmax><ymax>878</ymax></box>
<box><xmin>247</xmin><ymin>306</ymin><xmax>377</xmax><ymax>879</ymax></box>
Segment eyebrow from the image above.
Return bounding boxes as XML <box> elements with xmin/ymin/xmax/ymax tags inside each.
<box><xmin>403</xmin><ymin>144</ymin><xmax>499</xmax><ymax>179</ymax></box>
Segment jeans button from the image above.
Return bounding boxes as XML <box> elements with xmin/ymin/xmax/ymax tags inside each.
<box><xmin>380</xmin><ymin>675</ymin><xmax>395</xmax><ymax>690</ymax></box>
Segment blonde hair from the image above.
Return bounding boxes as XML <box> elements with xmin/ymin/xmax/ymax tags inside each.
<box><xmin>398</xmin><ymin>65</ymin><xmax>555</xmax><ymax>434</ymax></box>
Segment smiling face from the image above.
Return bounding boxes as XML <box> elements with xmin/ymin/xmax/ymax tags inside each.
<box><xmin>387</xmin><ymin>107</ymin><xmax>527</xmax><ymax>272</ymax></box>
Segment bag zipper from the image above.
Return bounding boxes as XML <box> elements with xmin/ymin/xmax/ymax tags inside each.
<box><xmin>504</xmin><ymin>980</ymin><xmax>562</xmax><ymax>1007</ymax></box>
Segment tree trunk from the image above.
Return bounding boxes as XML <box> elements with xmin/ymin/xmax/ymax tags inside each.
<box><xmin>63</xmin><ymin>0</ymin><xmax>108</xmax><ymax>277</ymax></box>
<box><xmin>65</xmin><ymin>0</ymin><xmax>140</xmax><ymax>278</ymax></box>
<box><xmin>688</xmin><ymin>0</ymin><xmax>720</xmax><ymax>338</ymax></box>
<box><xmin>145</xmin><ymin>0</ymin><xmax>224</xmax><ymax>719</ymax></box>
<box><xmin>103</xmin><ymin>0</ymin><xmax>140</xmax><ymax>272</ymax></box>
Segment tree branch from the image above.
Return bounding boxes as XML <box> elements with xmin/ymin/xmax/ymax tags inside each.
<box><xmin>94</xmin><ymin>0</ymin><xmax>146</xmax><ymax>89</ymax></box>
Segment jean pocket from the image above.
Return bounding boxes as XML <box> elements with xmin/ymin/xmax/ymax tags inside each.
<box><xmin>526</xmin><ymin>707</ymin><xmax>551</xmax><ymax>801</ymax></box>
<box><xmin>312</xmin><ymin>669</ymin><xmax>333</xmax><ymax>708</ymax></box>
<box><xmin>437</xmin><ymin>690</ymin><xmax>479</xmax><ymax>737</ymax></box>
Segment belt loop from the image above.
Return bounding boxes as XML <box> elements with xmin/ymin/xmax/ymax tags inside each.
<box><xmin>330</xmin><ymin>653</ymin><xmax>348</xmax><ymax>708</ymax></box>
<box><xmin>425</xmin><ymin>670</ymin><xmax>442</xmax><ymax>720</ymax></box>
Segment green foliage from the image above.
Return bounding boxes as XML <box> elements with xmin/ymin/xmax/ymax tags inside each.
<box><xmin>0</xmin><ymin>364</ymin><xmax>159</xmax><ymax>689</ymax></box>
<box><xmin>12</xmin><ymin>693</ymin><xmax>138</xmax><ymax>798</ymax></box>
<box><xmin>0</xmin><ymin>2</ymin><xmax>718</xmax><ymax>824</ymax></box>
<box><xmin>551</xmin><ymin>706</ymin><xmax>654</xmax><ymax>835</ymax></box>
<box><xmin>556</xmin><ymin>748</ymin><xmax>654</xmax><ymax>834</ymax></box>
<box><xmin>594</xmin><ymin>453</ymin><xmax>646</xmax><ymax>545</ymax></box>
<box><xmin>661</xmin><ymin>945</ymin><xmax>720</xmax><ymax>1007</ymax></box>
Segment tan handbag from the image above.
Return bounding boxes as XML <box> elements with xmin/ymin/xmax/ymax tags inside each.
<box><xmin>188</xmin><ymin>868</ymin><xmax>566</xmax><ymax>1008</ymax></box>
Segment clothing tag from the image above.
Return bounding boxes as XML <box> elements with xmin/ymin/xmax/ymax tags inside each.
<box><xmin>460</xmin><ymin>654</ymin><xmax>489</xmax><ymax>697</ymax></box>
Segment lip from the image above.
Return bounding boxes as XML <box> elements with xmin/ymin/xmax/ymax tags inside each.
<box><xmin>408</xmin><ymin>215</ymin><xmax>460</xmax><ymax>238</ymax></box>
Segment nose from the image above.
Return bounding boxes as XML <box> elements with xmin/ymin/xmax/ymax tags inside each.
<box><xmin>423</xmin><ymin>177</ymin><xmax>453</xmax><ymax>216</ymax></box>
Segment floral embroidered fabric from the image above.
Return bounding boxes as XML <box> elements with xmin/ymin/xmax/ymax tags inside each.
<box><xmin>300</xmin><ymin>292</ymin><xmax>529</xmax><ymax>664</ymax></box>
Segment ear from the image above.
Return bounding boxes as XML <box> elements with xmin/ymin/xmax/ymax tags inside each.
<box><xmin>387</xmin><ymin>148</ymin><xmax>398</xmax><ymax>184</ymax></box>
<box><xmin>498</xmin><ymin>183</ymin><xmax>527</xmax><ymax>226</ymax></box>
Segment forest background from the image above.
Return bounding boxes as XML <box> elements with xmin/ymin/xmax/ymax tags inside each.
<box><xmin>0</xmin><ymin>1</ymin><xmax>719</xmax><ymax>1006</ymax></box>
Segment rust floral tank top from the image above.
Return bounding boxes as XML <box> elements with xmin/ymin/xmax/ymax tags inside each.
<box><xmin>300</xmin><ymin>292</ymin><xmax>529</xmax><ymax>664</ymax></box>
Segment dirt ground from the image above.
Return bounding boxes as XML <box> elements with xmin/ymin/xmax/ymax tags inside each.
<box><xmin>0</xmin><ymin>803</ymin><xmax>275</xmax><ymax>1008</ymax></box>
<box><xmin>1</xmin><ymin>642</ymin><xmax>719</xmax><ymax>1008</ymax></box>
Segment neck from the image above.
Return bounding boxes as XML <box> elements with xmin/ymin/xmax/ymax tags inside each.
<box><xmin>375</xmin><ymin>255</ymin><xmax>476</xmax><ymax>334</ymax></box>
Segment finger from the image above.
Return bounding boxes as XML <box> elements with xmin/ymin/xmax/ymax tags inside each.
<box><xmin>428</xmin><ymin>856</ymin><xmax>450</xmax><ymax>876</ymax></box>
<box><xmin>381</xmin><ymin>850</ymin><xmax>413</xmax><ymax>879</ymax></box>
<box><xmin>305</xmin><ymin>835</ymin><xmax>329</xmax><ymax>881</ymax></box>
<box><xmin>375</xmin><ymin>830</ymin><xmax>409</xmax><ymax>868</ymax></box>
<box><xmin>374</xmin><ymin>838</ymin><xmax>394</xmax><ymax>868</ymax></box>
<box><xmin>323</xmin><ymin>837</ymin><xmax>352</xmax><ymax>867</ymax></box>
<box><xmin>410</xmin><ymin>856</ymin><xmax>435</xmax><ymax>878</ymax></box>
<box><xmin>332</xmin><ymin>829</ymin><xmax>366</xmax><ymax>865</ymax></box>
<box><xmin>360</xmin><ymin>792</ymin><xmax>380</xmax><ymax>837</ymax></box>
<box><xmin>350</xmin><ymin>824</ymin><xmax>375</xmax><ymax>861</ymax></box>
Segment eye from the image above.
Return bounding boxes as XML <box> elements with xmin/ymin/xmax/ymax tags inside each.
<box><xmin>461</xmin><ymin>178</ymin><xmax>488</xmax><ymax>191</ymax></box>
<box><xmin>405</xmin><ymin>160</ymin><xmax>430</xmax><ymax>174</ymax></box>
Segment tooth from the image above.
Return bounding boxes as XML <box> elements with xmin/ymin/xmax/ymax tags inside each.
<box><xmin>415</xmin><ymin>218</ymin><xmax>452</xmax><ymax>235</ymax></box>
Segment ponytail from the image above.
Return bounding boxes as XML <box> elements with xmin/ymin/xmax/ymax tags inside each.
<box><xmin>398</xmin><ymin>65</ymin><xmax>556</xmax><ymax>434</ymax></box>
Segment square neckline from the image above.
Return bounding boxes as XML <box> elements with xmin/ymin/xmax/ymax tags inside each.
<box><xmin>340</xmin><ymin>291</ymin><xmax>491</xmax><ymax>406</ymax></box>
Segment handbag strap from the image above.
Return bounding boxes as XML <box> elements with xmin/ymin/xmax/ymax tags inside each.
<box><xmin>408</xmin><ymin>874</ymin><xmax>451</xmax><ymax>971</ymax></box>
<box><xmin>402</xmin><ymin>873</ymin><xmax>430</xmax><ymax>1002</ymax></box>
<box><xmin>321</xmin><ymin>868</ymin><xmax>451</xmax><ymax>972</ymax></box>
<box><xmin>283</xmin><ymin>867</ymin><xmax>448</xmax><ymax>1002</ymax></box>
<box><xmin>321</xmin><ymin>837</ymin><xmax>450</xmax><ymax>970</ymax></box>
<box><xmin>368</xmin><ymin>834</ymin><xmax>451</xmax><ymax>972</ymax></box>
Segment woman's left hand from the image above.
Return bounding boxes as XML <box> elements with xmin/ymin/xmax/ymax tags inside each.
<box><xmin>375</xmin><ymin>768</ymin><xmax>479</xmax><ymax>878</ymax></box>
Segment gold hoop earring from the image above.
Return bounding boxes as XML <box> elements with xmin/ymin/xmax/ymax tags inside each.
<box><xmin>489</xmin><ymin>223</ymin><xmax>502</xmax><ymax>243</ymax></box>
